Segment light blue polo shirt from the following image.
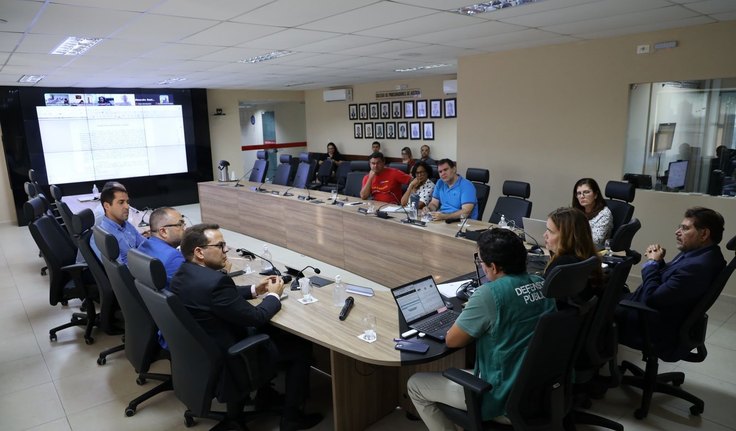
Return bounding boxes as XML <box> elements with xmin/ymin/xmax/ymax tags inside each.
<box><xmin>432</xmin><ymin>175</ymin><xmax>478</xmax><ymax>219</ymax></box>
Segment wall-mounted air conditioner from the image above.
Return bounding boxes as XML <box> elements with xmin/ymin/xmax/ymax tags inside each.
<box><xmin>323</xmin><ymin>88</ymin><xmax>353</xmax><ymax>102</ymax></box>
<box><xmin>443</xmin><ymin>79</ymin><xmax>457</xmax><ymax>95</ymax></box>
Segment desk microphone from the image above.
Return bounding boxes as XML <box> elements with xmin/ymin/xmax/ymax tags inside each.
<box><xmin>338</xmin><ymin>296</ymin><xmax>354</xmax><ymax>321</ymax></box>
<box><xmin>455</xmin><ymin>216</ymin><xmax>469</xmax><ymax>237</ymax></box>
<box><xmin>236</xmin><ymin>248</ymin><xmax>256</xmax><ymax>259</ymax></box>
<box><xmin>290</xmin><ymin>265</ymin><xmax>321</xmax><ymax>290</ymax></box>
<box><xmin>233</xmin><ymin>168</ymin><xmax>254</xmax><ymax>187</ymax></box>
<box><xmin>236</xmin><ymin>248</ymin><xmax>281</xmax><ymax>276</ymax></box>
<box><xmin>282</xmin><ymin>186</ymin><xmax>295</xmax><ymax>197</ymax></box>
<box><xmin>298</xmin><ymin>186</ymin><xmax>316</xmax><ymax>201</ymax></box>
<box><xmin>375</xmin><ymin>202</ymin><xmax>394</xmax><ymax>219</ymax></box>
<box><xmin>255</xmin><ymin>181</ymin><xmax>268</xmax><ymax>193</ymax></box>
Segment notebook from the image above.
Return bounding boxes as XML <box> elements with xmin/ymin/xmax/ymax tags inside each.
<box><xmin>391</xmin><ymin>276</ymin><xmax>460</xmax><ymax>341</ymax></box>
<box><xmin>522</xmin><ymin>217</ymin><xmax>547</xmax><ymax>248</ymax></box>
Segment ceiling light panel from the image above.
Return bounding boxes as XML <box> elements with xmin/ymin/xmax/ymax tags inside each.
<box><xmin>50</xmin><ymin>36</ymin><xmax>103</xmax><ymax>55</ymax></box>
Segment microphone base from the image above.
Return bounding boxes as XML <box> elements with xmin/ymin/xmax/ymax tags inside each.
<box><xmin>259</xmin><ymin>269</ymin><xmax>281</xmax><ymax>276</ymax></box>
<box><xmin>234</xmin><ymin>184</ymin><xmax>244</xmax><ymax>187</ymax></box>
<box><xmin>401</xmin><ymin>218</ymin><xmax>426</xmax><ymax>227</ymax></box>
<box><xmin>283</xmin><ymin>193</ymin><xmax>293</xmax><ymax>197</ymax></box>
<box><xmin>376</xmin><ymin>211</ymin><xmax>393</xmax><ymax>219</ymax></box>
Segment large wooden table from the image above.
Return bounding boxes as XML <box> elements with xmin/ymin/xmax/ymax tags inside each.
<box><xmin>199</xmin><ymin>180</ymin><xmax>483</xmax><ymax>288</ymax></box>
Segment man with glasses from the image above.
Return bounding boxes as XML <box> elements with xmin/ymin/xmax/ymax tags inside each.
<box><xmin>170</xmin><ymin>224</ymin><xmax>322</xmax><ymax>431</ymax></box>
<box><xmin>616</xmin><ymin>207</ymin><xmax>726</xmax><ymax>352</ymax></box>
<box><xmin>136</xmin><ymin>207</ymin><xmax>186</xmax><ymax>287</ymax></box>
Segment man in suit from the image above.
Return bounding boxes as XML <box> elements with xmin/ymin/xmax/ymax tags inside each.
<box><xmin>170</xmin><ymin>224</ymin><xmax>322</xmax><ymax>430</ymax></box>
<box><xmin>616</xmin><ymin>207</ymin><xmax>726</xmax><ymax>354</ymax></box>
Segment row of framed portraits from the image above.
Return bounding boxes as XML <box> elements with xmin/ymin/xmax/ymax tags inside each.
<box><xmin>349</xmin><ymin>98</ymin><xmax>456</xmax><ymax>121</ymax></box>
<box><xmin>354</xmin><ymin>121</ymin><xmax>434</xmax><ymax>140</ymax></box>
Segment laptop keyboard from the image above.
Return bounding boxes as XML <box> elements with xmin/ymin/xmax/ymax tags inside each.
<box><xmin>414</xmin><ymin>310</ymin><xmax>459</xmax><ymax>334</ymax></box>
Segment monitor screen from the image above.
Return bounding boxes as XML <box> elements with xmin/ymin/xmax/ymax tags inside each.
<box><xmin>667</xmin><ymin>160</ymin><xmax>689</xmax><ymax>189</ymax></box>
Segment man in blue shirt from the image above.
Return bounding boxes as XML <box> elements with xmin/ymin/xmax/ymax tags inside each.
<box><xmin>427</xmin><ymin>158</ymin><xmax>478</xmax><ymax>220</ymax></box>
<box><xmin>136</xmin><ymin>207</ymin><xmax>186</xmax><ymax>287</ymax></box>
<box><xmin>90</xmin><ymin>184</ymin><xmax>146</xmax><ymax>265</ymax></box>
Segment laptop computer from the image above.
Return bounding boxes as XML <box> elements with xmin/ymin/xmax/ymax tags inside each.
<box><xmin>522</xmin><ymin>217</ymin><xmax>547</xmax><ymax>248</ymax></box>
<box><xmin>391</xmin><ymin>275</ymin><xmax>460</xmax><ymax>341</ymax></box>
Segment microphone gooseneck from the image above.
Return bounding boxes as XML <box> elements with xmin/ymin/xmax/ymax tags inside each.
<box><xmin>233</xmin><ymin>168</ymin><xmax>254</xmax><ymax>187</ymax></box>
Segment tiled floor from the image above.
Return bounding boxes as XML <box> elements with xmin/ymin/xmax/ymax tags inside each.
<box><xmin>2</xmin><ymin>203</ymin><xmax>736</xmax><ymax>430</ymax></box>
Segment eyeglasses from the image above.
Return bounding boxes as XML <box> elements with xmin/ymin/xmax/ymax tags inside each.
<box><xmin>162</xmin><ymin>219</ymin><xmax>186</xmax><ymax>229</ymax></box>
<box><xmin>676</xmin><ymin>224</ymin><xmax>696</xmax><ymax>232</ymax></box>
<box><xmin>576</xmin><ymin>190</ymin><xmax>593</xmax><ymax>197</ymax></box>
<box><xmin>200</xmin><ymin>242</ymin><xmax>228</xmax><ymax>252</ymax></box>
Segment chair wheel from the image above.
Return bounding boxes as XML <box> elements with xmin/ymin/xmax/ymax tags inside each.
<box><xmin>50</xmin><ymin>333</ymin><xmax>57</xmax><ymax>342</ymax></box>
<box><xmin>634</xmin><ymin>408</ymin><xmax>647</xmax><ymax>420</ymax></box>
<box><xmin>690</xmin><ymin>405</ymin><xmax>703</xmax><ymax>416</ymax></box>
<box><xmin>184</xmin><ymin>411</ymin><xmax>196</xmax><ymax>427</ymax></box>
<box><xmin>136</xmin><ymin>377</ymin><xmax>146</xmax><ymax>385</ymax></box>
<box><xmin>97</xmin><ymin>356</ymin><xmax>106</xmax><ymax>365</ymax></box>
<box><xmin>125</xmin><ymin>407</ymin><xmax>136</xmax><ymax>417</ymax></box>
<box><xmin>85</xmin><ymin>336</ymin><xmax>94</xmax><ymax>345</ymax></box>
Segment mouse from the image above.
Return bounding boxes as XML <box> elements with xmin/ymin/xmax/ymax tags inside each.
<box><xmin>444</xmin><ymin>301</ymin><xmax>454</xmax><ymax>309</ymax></box>
<box><xmin>529</xmin><ymin>245</ymin><xmax>543</xmax><ymax>255</ymax></box>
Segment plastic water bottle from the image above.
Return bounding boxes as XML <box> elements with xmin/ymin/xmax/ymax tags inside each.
<box><xmin>409</xmin><ymin>202</ymin><xmax>417</xmax><ymax>221</ymax></box>
<box><xmin>498</xmin><ymin>214</ymin><xmax>508</xmax><ymax>229</ymax></box>
<box><xmin>261</xmin><ymin>245</ymin><xmax>273</xmax><ymax>272</ymax></box>
<box><xmin>333</xmin><ymin>275</ymin><xmax>346</xmax><ymax>306</ymax></box>
<box><xmin>92</xmin><ymin>183</ymin><xmax>99</xmax><ymax>199</ymax></box>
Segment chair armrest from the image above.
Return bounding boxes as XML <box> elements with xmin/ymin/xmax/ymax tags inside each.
<box><xmin>227</xmin><ymin>334</ymin><xmax>270</xmax><ymax>357</ymax></box>
<box><xmin>618</xmin><ymin>299</ymin><xmax>658</xmax><ymax>316</ymax></box>
<box><xmin>442</xmin><ymin>368</ymin><xmax>492</xmax><ymax>395</ymax></box>
<box><xmin>61</xmin><ymin>263</ymin><xmax>88</xmax><ymax>273</ymax></box>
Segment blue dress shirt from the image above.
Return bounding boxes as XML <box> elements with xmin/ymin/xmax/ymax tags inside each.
<box><xmin>136</xmin><ymin>236</ymin><xmax>185</xmax><ymax>288</ymax></box>
<box><xmin>91</xmin><ymin>216</ymin><xmax>146</xmax><ymax>265</ymax></box>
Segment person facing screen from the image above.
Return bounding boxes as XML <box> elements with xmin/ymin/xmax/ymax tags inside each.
<box><xmin>571</xmin><ymin>178</ymin><xmax>612</xmax><ymax>249</ymax></box>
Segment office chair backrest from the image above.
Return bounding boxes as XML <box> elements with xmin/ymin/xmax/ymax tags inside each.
<box><xmin>72</xmin><ymin>208</ymin><xmax>119</xmax><ymax>334</ymax></box>
<box><xmin>24</xmin><ymin>197</ymin><xmax>81</xmax><ymax>306</ymax></box>
<box><xmin>272</xmin><ymin>162</ymin><xmax>292</xmax><ymax>186</ymax></box>
<box><xmin>344</xmin><ymin>171</ymin><xmax>365</xmax><ymax>198</ymax></box>
<box><xmin>315</xmin><ymin>158</ymin><xmax>333</xmax><ymax>183</ymax></box>
<box><xmin>609</xmin><ymin>217</ymin><xmax>641</xmax><ymax>257</ymax></box>
<box><xmin>350</xmin><ymin>160</ymin><xmax>370</xmax><ymax>172</ymax></box>
<box><xmin>676</xmin><ymin>234</ymin><xmax>736</xmax><ymax>361</ymax></box>
<box><xmin>543</xmin><ymin>256</ymin><xmax>600</xmax><ymax>300</ymax></box>
<box><xmin>248</xmin><ymin>158</ymin><xmax>268</xmax><ymax>183</ymax></box>
<box><xmin>50</xmin><ymin>185</ymin><xmax>76</xmax><ymax>237</ymax></box>
<box><xmin>128</xmin><ymin>249</ymin><xmax>222</xmax><ymax>417</ymax></box>
<box><xmin>489</xmin><ymin>180</ymin><xmax>532</xmax><ymax>228</ymax></box>
<box><xmin>292</xmin><ymin>159</ymin><xmax>317</xmax><ymax>189</ymax></box>
<box><xmin>604</xmin><ymin>181</ymin><xmax>635</xmax><ymax>234</ymax></box>
<box><xmin>95</xmin><ymin>227</ymin><xmax>162</xmax><ymax>372</ymax></box>
<box><xmin>333</xmin><ymin>161</ymin><xmax>352</xmax><ymax>191</ymax></box>
<box><xmin>465</xmin><ymin>168</ymin><xmax>491</xmax><ymax>221</ymax></box>
<box><xmin>388</xmin><ymin>162</ymin><xmax>408</xmax><ymax>173</ymax></box>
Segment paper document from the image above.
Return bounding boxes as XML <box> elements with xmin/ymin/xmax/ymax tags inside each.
<box><xmin>380</xmin><ymin>205</ymin><xmax>407</xmax><ymax>212</ymax></box>
<box><xmin>437</xmin><ymin>280</ymin><xmax>472</xmax><ymax>298</ymax></box>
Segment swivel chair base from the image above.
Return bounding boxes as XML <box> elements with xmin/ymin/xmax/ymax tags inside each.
<box><xmin>49</xmin><ymin>298</ymin><xmax>96</xmax><ymax>345</ymax></box>
<box><xmin>125</xmin><ymin>373</ymin><xmax>172</xmax><ymax>417</ymax></box>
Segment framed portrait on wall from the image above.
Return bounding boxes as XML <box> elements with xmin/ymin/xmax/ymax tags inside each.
<box><xmin>364</xmin><ymin>122</ymin><xmax>374</xmax><ymax>139</ymax></box>
<box><xmin>444</xmin><ymin>98</ymin><xmax>457</xmax><ymax>118</ymax></box>
<box><xmin>422</xmin><ymin>121</ymin><xmax>434</xmax><ymax>140</ymax></box>
<box><xmin>348</xmin><ymin>104</ymin><xmax>358</xmax><ymax>120</ymax></box>
<box><xmin>354</xmin><ymin>122</ymin><xmax>363</xmax><ymax>139</ymax></box>
<box><xmin>369</xmin><ymin>103</ymin><xmax>379</xmax><ymax>119</ymax></box>
<box><xmin>397</xmin><ymin>122</ymin><xmax>409</xmax><ymax>139</ymax></box>
<box><xmin>416</xmin><ymin>100</ymin><xmax>428</xmax><ymax>118</ymax></box>
<box><xmin>404</xmin><ymin>100</ymin><xmax>415</xmax><ymax>118</ymax></box>
<box><xmin>392</xmin><ymin>101</ymin><xmax>402</xmax><ymax>118</ymax></box>
<box><xmin>386</xmin><ymin>122</ymin><xmax>396</xmax><ymax>139</ymax></box>
<box><xmin>430</xmin><ymin>99</ymin><xmax>442</xmax><ymax>118</ymax></box>
<box><xmin>410</xmin><ymin>122</ymin><xmax>421</xmax><ymax>140</ymax></box>
<box><xmin>359</xmin><ymin>104</ymin><xmax>368</xmax><ymax>120</ymax></box>
<box><xmin>380</xmin><ymin>102</ymin><xmax>390</xmax><ymax>119</ymax></box>
<box><xmin>375</xmin><ymin>122</ymin><xmax>385</xmax><ymax>139</ymax></box>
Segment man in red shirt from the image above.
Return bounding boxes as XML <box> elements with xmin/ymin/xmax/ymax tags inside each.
<box><xmin>360</xmin><ymin>152</ymin><xmax>411</xmax><ymax>203</ymax></box>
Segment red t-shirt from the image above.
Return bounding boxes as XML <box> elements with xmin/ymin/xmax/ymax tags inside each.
<box><xmin>362</xmin><ymin>168</ymin><xmax>411</xmax><ymax>203</ymax></box>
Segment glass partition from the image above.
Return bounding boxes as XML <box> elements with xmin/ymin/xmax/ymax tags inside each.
<box><xmin>624</xmin><ymin>78</ymin><xmax>736</xmax><ymax>196</ymax></box>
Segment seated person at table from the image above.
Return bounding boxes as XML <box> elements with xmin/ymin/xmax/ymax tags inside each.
<box><xmin>400</xmin><ymin>160</ymin><xmax>434</xmax><ymax>210</ymax></box>
<box><xmin>135</xmin><ymin>207</ymin><xmax>186</xmax><ymax>287</ymax></box>
<box><xmin>360</xmin><ymin>151</ymin><xmax>411</xmax><ymax>203</ymax></box>
<box><xmin>320</xmin><ymin>142</ymin><xmax>344</xmax><ymax>167</ymax></box>
<box><xmin>615</xmin><ymin>207</ymin><xmax>726</xmax><ymax>354</ymax></box>
<box><xmin>401</xmin><ymin>146</ymin><xmax>416</xmax><ymax>171</ymax></box>
<box><xmin>408</xmin><ymin>228</ymin><xmax>556</xmax><ymax>429</ymax></box>
<box><xmin>170</xmin><ymin>224</ymin><xmax>322</xmax><ymax>431</ymax></box>
<box><xmin>89</xmin><ymin>184</ymin><xmax>146</xmax><ymax>265</ymax></box>
<box><xmin>426</xmin><ymin>158</ymin><xmax>478</xmax><ymax>221</ymax></box>
<box><xmin>91</xmin><ymin>181</ymin><xmax>141</xmax><ymax>225</ymax></box>
<box><xmin>572</xmin><ymin>178</ymin><xmax>612</xmax><ymax>249</ymax></box>
<box><xmin>371</xmin><ymin>141</ymin><xmax>381</xmax><ymax>154</ymax></box>
<box><xmin>543</xmin><ymin>207</ymin><xmax>602</xmax><ymax>301</ymax></box>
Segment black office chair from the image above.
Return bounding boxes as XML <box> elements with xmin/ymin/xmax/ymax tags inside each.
<box><xmin>388</xmin><ymin>162</ymin><xmax>409</xmax><ymax>173</ymax></box>
<box><xmin>272</xmin><ymin>154</ymin><xmax>294</xmax><ymax>186</ymax></box>
<box><xmin>437</xmin><ymin>257</ymin><xmax>600</xmax><ymax>431</ymax></box>
<box><xmin>248</xmin><ymin>150</ymin><xmax>269</xmax><ymax>183</ymax></box>
<box><xmin>94</xmin><ymin>227</ymin><xmax>173</xmax><ymax>415</ymax></box>
<box><xmin>465</xmin><ymin>168</ymin><xmax>490</xmax><ymax>221</ymax></box>
<box><xmin>604</xmin><ymin>181</ymin><xmax>635</xmax><ymax>236</ymax></box>
<box><xmin>292</xmin><ymin>153</ymin><xmax>317</xmax><ymax>190</ymax></box>
<box><xmin>127</xmin><ymin>250</ymin><xmax>273</xmax><ymax>429</ymax></box>
<box><xmin>320</xmin><ymin>161</ymin><xmax>352</xmax><ymax>193</ymax></box>
<box><xmin>24</xmin><ymin>197</ymin><xmax>97</xmax><ymax>344</ymax></box>
<box><xmin>488</xmin><ymin>180</ymin><xmax>532</xmax><ymax>228</ymax></box>
<box><xmin>308</xmin><ymin>158</ymin><xmax>333</xmax><ymax>189</ymax></box>
<box><xmin>49</xmin><ymin>184</ymin><xmax>75</xmax><ymax>237</ymax></box>
<box><xmin>349</xmin><ymin>160</ymin><xmax>370</xmax><ymax>172</ymax></box>
<box><xmin>607</xmin><ymin>218</ymin><xmax>642</xmax><ymax>263</ymax></box>
<box><xmin>71</xmin><ymin>208</ymin><xmax>124</xmax><ymax>348</ymax></box>
<box><xmin>343</xmin><ymin>171</ymin><xmax>365</xmax><ymax>198</ymax></box>
<box><xmin>619</xmin><ymin>234</ymin><xmax>736</xmax><ymax>419</ymax></box>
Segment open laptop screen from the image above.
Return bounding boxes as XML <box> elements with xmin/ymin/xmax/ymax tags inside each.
<box><xmin>392</xmin><ymin>276</ymin><xmax>445</xmax><ymax>324</ymax></box>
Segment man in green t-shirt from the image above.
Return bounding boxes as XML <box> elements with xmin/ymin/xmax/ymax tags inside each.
<box><xmin>408</xmin><ymin>228</ymin><xmax>556</xmax><ymax>429</ymax></box>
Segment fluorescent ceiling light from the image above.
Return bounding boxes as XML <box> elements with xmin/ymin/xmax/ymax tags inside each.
<box><xmin>395</xmin><ymin>63</ymin><xmax>451</xmax><ymax>73</ymax></box>
<box><xmin>453</xmin><ymin>0</ymin><xmax>541</xmax><ymax>16</ymax></box>
<box><xmin>157</xmin><ymin>77</ymin><xmax>187</xmax><ymax>85</ymax></box>
<box><xmin>18</xmin><ymin>75</ymin><xmax>45</xmax><ymax>83</ymax></box>
<box><xmin>238</xmin><ymin>50</ymin><xmax>294</xmax><ymax>64</ymax></box>
<box><xmin>50</xmin><ymin>36</ymin><xmax>103</xmax><ymax>56</ymax></box>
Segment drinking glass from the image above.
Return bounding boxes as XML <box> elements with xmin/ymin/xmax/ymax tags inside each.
<box><xmin>362</xmin><ymin>314</ymin><xmax>377</xmax><ymax>341</ymax></box>
<box><xmin>300</xmin><ymin>278</ymin><xmax>313</xmax><ymax>301</ymax></box>
<box><xmin>604</xmin><ymin>239</ymin><xmax>612</xmax><ymax>256</ymax></box>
